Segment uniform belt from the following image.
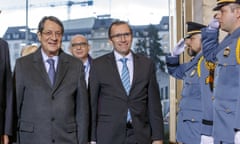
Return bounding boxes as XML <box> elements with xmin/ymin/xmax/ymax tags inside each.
<box><xmin>126</xmin><ymin>121</ymin><xmax>133</xmax><ymax>129</ymax></box>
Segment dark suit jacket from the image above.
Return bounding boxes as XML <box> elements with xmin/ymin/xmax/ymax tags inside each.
<box><xmin>14</xmin><ymin>48</ymin><xmax>89</xmax><ymax>144</ymax></box>
<box><xmin>89</xmin><ymin>52</ymin><xmax>164</xmax><ymax>144</ymax></box>
<box><xmin>0</xmin><ymin>38</ymin><xmax>13</xmax><ymax>136</ymax></box>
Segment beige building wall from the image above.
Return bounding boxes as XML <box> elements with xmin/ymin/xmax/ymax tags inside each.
<box><xmin>168</xmin><ymin>0</ymin><xmax>217</xmax><ymax>143</ymax></box>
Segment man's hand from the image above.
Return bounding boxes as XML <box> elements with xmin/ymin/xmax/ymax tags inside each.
<box><xmin>200</xmin><ymin>135</ymin><xmax>214</xmax><ymax>144</ymax></box>
<box><xmin>208</xmin><ymin>18</ymin><xmax>219</xmax><ymax>30</ymax></box>
<box><xmin>152</xmin><ymin>140</ymin><xmax>163</xmax><ymax>144</ymax></box>
<box><xmin>172</xmin><ymin>38</ymin><xmax>185</xmax><ymax>56</ymax></box>
<box><xmin>1</xmin><ymin>135</ymin><xmax>9</xmax><ymax>144</ymax></box>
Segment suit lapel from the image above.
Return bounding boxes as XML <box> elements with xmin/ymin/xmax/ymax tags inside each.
<box><xmin>33</xmin><ymin>49</ymin><xmax>69</xmax><ymax>90</ymax></box>
<box><xmin>131</xmin><ymin>53</ymin><xmax>139</xmax><ymax>92</ymax></box>
<box><xmin>33</xmin><ymin>49</ymin><xmax>52</xmax><ymax>87</ymax></box>
<box><xmin>107</xmin><ymin>53</ymin><xmax>129</xmax><ymax>97</ymax></box>
<box><xmin>52</xmin><ymin>51</ymin><xmax>69</xmax><ymax>91</ymax></box>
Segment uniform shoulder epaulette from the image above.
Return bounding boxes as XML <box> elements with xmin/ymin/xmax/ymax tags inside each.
<box><xmin>236</xmin><ymin>37</ymin><xmax>240</xmax><ymax>64</ymax></box>
<box><xmin>197</xmin><ymin>56</ymin><xmax>204</xmax><ymax>77</ymax></box>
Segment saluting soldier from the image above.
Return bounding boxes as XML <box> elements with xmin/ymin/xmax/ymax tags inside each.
<box><xmin>166</xmin><ymin>22</ymin><xmax>206</xmax><ymax>144</ymax></box>
<box><xmin>201</xmin><ymin>0</ymin><xmax>240</xmax><ymax>143</ymax></box>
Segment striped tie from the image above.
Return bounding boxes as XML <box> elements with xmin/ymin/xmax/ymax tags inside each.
<box><xmin>120</xmin><ymin>58</ymin><xmax>131</xmax><ymax>122</ymax></box>
<box><xmin>120</xmin><ymin>58</ymin><xmax>130</xmax><ymax>94</ymax></box>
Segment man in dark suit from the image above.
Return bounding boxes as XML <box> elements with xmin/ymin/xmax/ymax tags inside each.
<box><xmin>69</xmin><ymin>34</ymin><xmax>92</xmax><ymax>86</ymax></box>
<box><xmin>89</xmin><ymin>20</ymin><xmax>164</xmax><ymax>144</ymax></box>
<box><xmin>14</xmin><ymin>16</ymin><xmax>89</xmax><ymax>144</ymax></box>
<box><xmin>0</xmin><ymin>38</ymin><xmax>13</xmax><ymax>144</ymax></box>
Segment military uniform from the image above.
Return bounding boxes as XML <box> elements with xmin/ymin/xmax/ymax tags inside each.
<box><xmin>202</xmin><ymin>22</ymin><xmax>240</xmax><ymax>144</ymax></box>
<box><xmin>166</xmin><ymin>21</ymin><xmax>206</xmax><ymax>143</ymax></box>
<box><xmin>166</xmin><ymin>52</ymin><xmax>203</xmax><ymax>143</ymax></box>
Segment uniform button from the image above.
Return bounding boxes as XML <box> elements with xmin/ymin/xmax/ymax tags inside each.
<box><xmin>191</xmin><ymin>118</ymin><xmax>195</xmax><ymax>122</ymax></box>
<box><xmin>52</xmin><ymin>139</ymin><xmax>55</xmax><ymax>143</ymax></box>
<box><xmin>211</xmin><ymin>96</ymin><xmax>215</xmax><ymax>100</ymax></box>
<box><xmin>226</xmin><ymin>109</ymin><xmax>230</xmax><ymax>113</ymax></box>
<box><xmin>51</xmin><ymin>118</ymin><xmax>55</xmax><ymax>121</ymax></box>
<box><xmin>223</xmin><ymin>63</ymin><xmax>227</xmax><ymax>66</ymax></box>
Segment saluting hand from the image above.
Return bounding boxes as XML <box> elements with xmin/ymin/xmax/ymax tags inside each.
<box><xmin>172</xmin><ymin>38</ymin><xmax>185</xmax><ymax>56</ymax></box>
<box><xmin>208</xmin><ymin>14</ymin><xmax>219</xmax><ymax>30</ymax></box>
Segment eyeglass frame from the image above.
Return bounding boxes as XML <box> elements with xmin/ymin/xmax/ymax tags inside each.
<box><xmin>71</xmin><ymin>42</ymin><xmax>89</xmax><ymax>49</ymax></box>
<box><xmin>110</xmin><ymin>32</ymin><xmax>132</xmax><ymax>40</ymax></box>
<box><xmin>41</xmin><ymin>30</ymin><xmax>63</xmax><ymax>38</ymax></box>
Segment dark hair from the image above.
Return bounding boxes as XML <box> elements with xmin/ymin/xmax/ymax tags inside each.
<box><xmin>37</xmin><ymin>16</ymin><xmax>64</xmax><ymax>34</ymax></box>
<box><xmin>108</xmin><ymin>20</ymin><xmax>132</xmax><ymax>39</ymax></box>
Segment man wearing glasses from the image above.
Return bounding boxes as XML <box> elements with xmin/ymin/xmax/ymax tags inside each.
<box><xmin>69</xmin><ymin>34</ymin><xmax>92</xmax><ymax>86</ymax></box>
<box><xmin>89</xmin><ymin>20</ymin><xmax>164</xmax><ymax>144</ymax></box>
<box><xmin>14</xmin><ymin>16</ymin><xmax>89</xmax><ymax>144</ymax></box>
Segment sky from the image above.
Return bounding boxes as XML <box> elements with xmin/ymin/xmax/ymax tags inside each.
<box><xmin>0</xmin><ymin>0</ymin><xmax>169</xmax><ymax>36</ymax></box>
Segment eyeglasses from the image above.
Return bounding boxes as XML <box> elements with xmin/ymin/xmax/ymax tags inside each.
<box><xmin>72</xmin><ymin>42</ymin><xmax>88</xmax><ymax>48</ymax></box>
<box><xmin>42</xmin><ymin>31</ymin><xmax>62</xmax><ymax>38</ymax></box>
<box><xmin>110</xmin><ymin>32</ymin><xmax>131</xmax><ymax>39</ymax></box>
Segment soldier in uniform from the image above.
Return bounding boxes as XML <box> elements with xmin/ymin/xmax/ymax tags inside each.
<box><xmin>201</xmin><ymin>0</ymin><xmax>240</xmax><ymax>143</ymax></box>
<box><xmin>166</xmin><ymin>22</ymin><xmax>206</xmax><ymax>144</ymax></box>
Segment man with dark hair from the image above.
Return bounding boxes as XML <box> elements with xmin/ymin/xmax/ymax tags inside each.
<box><xmin>14</xmin><ymin>16</ymin><xmax>89</xmax><ymax>144</ymax></box>
<box><xmin>89</xmin><ymin>20</ymin><xmax>164</xmax><ymax>144</ymax></box>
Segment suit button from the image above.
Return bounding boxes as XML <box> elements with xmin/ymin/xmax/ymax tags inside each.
<box><xmin>51</xmin><ymin>118</ymin><xmax>55</xmax><ymax>121</ymax></box>
<box><xmin>52</xmin><ymin>96</ymin><xmax>55</xmax><ymax>100</ymax></box>
<box><xmin>52</xmin><ymin>139</ymin><xmax>55</xmax><ymax>143</ymax></box>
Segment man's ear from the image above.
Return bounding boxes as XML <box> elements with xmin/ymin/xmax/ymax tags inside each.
<box><xmin>108</xmin><ymin>39</ymin><xmax>113</xmax><ymax>46</ymax></box>
<box><xmin>37</xmin><ymin>32</ymin><xmax>42</xmax><ymax>41</ymax></box>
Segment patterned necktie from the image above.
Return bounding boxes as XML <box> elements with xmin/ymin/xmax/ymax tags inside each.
<box><xmin>47</xmin><ymin>59</ymin><xmax>55</xmax><ymax>86</ymax></box>
<box><xmin>120</xmin><ymin>58</ymin><xmax>132</xmax><ymax>122</ymax></box>
<box><xmin>120</xmin><ymin>58</ymin><xmax>130</xmax><ymax>94</ymax></box>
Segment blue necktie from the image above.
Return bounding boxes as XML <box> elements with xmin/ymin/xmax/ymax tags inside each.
<box><xmin>120</xmin><ymin>58</ymin><xmax>130</xmax><ymax>94</ymax></box>
<box><xmin>47</xmin><ymin>59</ymin><xmax>55</xmax><ymax>86</ymax></box>
<box><xmin>120</xmin><ymin>58</ymin><xmax>131</xmax><ymax>122</ymax></box>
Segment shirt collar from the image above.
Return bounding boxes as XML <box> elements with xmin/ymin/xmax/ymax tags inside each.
<box><xmin>41</xmin><ymin>48</ymin><xmax>58</xmax><ymax>62</ymax></box>
<box><xmin>114</xmin><ymin>50</ymin><xmax>133</xmax><ymax>62</ymax></box>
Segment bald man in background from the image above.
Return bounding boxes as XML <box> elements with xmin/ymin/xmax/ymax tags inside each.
<box><xmin>69</xmin><ymin>34</ymin><xmax>92</xmax><ymax>86</ymax></box>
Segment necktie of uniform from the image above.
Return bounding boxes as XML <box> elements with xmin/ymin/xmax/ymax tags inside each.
<box><xmin>120</xmin><ymin>58</ymin><xmax>132</xmax><ymax>122</ymax></box>
<box><xmin>47</xmin><ymin>59</ymin><xmax>55</xmax><ymax>86</ymax></box>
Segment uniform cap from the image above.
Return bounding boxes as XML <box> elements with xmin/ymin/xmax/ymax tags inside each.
<box><xmin>213</xmin><ymin>0</ymin><xmax>240</xmax><ymax>11</ymax></box>
<box><xmin>184</xmin><ymin>22</ymin><xmax>206</xmax><ymax>39</ymax></box>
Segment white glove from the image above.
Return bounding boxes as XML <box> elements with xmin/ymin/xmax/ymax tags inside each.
<box><xmin>200</xmin><ymin>135</ymin><xmax>214</xmax><ymax>144</ymax></box>
<box><xmin>235</xmin><ymin>131</ymin><xmax>240</xmax><ymax>144</ymax></box>
<box><xmin>172</xmin><ymin>38</ymin><xmax>185</xmax><ymax>56</ymax></box>
<box><xmin>208</xmin><ymin>18</ymin><xmax>219</xmax><ymax>30</ymax></box>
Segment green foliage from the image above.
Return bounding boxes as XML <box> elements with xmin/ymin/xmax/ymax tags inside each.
<box><xmin>134</xmin><ymin>24</ymin><xmax>166</xmax><ymax>72</ymax></box>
